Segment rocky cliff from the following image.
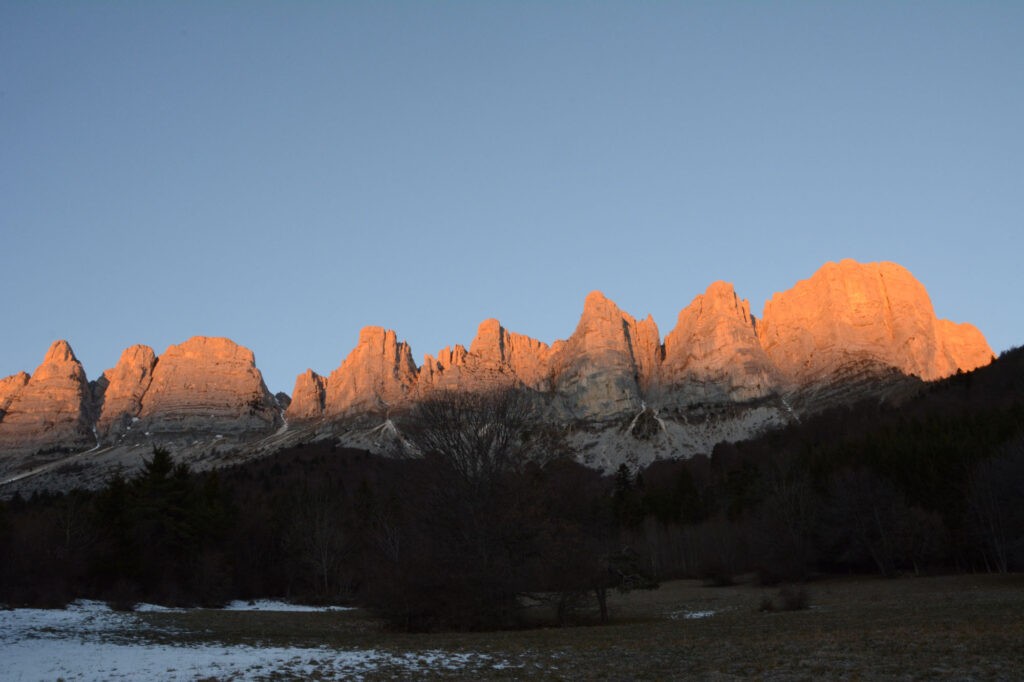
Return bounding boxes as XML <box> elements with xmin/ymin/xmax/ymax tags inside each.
<box><xmin>0</xmin><ymin>337</ymin><xmax>280</xmax><ymax>474</ymax></box>
<box><xmin>321</xmin><ymin>327</ymin><xmax>418</xmax><ymax>418</ymax></box>
<box><xmin>0</xmin><ymin>259</ymin><xmax>996</xmax><ymax>485</ymax></box>
<box><xmin>0</xmin><ymin>341</ymin><xmax>95</xmax><ymax>457</ymax></box>
<box><xmin>758</xmin><ymin>260</ymin><xmax>993</xmax><ymax>387</ymax></box>
<box><xmin>284</xmin><ymin>260</ymin><xmax>992</xmax><ymax>468</ymax></box>
<box><xmin>93</xmin><ymin>344</ymin><xmax>157</xmax><ymax>441</ymax></box>
<box><xmin>136</xmin><ymin>336</ymin><xmax>280</xmax><ymax>435</ymax></box>
<box><xmin>662</xmin><ymin>281</ymin><xmax>777</xmax><ymax>405</ymax></box>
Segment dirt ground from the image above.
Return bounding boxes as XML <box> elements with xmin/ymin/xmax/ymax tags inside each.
<box><xmin>139</xmin><ymin>573</ymin><xmax>1024</xmax><ymax>680</ymax></box>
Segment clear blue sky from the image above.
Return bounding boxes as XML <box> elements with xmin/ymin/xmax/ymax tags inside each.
<box><xmin>2</xmin><ymin>1</ymin><xmax>1021</xmax><ymax>394</ymax></box>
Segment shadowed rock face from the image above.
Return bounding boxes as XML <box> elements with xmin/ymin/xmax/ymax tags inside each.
<box><xmin>0</xmin><ymin>341</ymin><xmax>95</xmax><ymax>454</ymax></box>
<box><xmin>136</xmin><ymin>336</ymin><xmax>280</xmax><ymax>435</ymax></box>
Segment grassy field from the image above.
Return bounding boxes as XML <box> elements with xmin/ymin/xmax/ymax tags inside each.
<box><xmin>136</xmin><ymin>574</ymin><xmax>1024</xmax><ymax>680</ymax></box>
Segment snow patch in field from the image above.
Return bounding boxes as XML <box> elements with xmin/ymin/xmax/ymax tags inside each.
<box><xmin>667</xmin><ymin>608</ymin><xmax>716</xmax><ymax>620</ymax></box>
<box><xmin>684</xmin><ymin>610</ymin><xmax>715</xmax><ymax>619</ymax></box>
<box><xmin>133</xmin><ymin>603</ymin><xmax>184</xmax><ymax>613</ymax></box>
<box><xmin>223</xmin><ymin>599</ymin><xmax>353</xmax><ymax>612</ymax></box>
<box><xmin>0</xmin><ymin>600</ymin><xmax>500</xmax><ymax>681</ymax></box>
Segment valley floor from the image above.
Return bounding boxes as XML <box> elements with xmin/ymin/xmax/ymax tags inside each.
<box><xmin>3</xmin><ymin>574</ymin><xmax>1022</xmax><ymax>680</ymax></box>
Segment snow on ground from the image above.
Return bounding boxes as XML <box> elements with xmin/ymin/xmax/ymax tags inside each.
<box><xmin>0</xmin><ymin>600</ymin><xmax>501</xmax><ymax>681</ymax></box>
<box><xmin>223</xmin><ymin>599</ymin><xmax>353</xmax><ymax>612</ymax></box>
<box><xmin>666</xmin><ymin>608</ymin><xmax>716</xmax><ymax>620</ymax></box>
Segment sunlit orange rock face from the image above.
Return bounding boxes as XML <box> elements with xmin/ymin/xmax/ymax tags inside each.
<box><xmin>0</xmin><ymin>341</ymin><xmax>95</xmax><ymax>453</ymax></box>
<box><xmin>0</xmin><ymin>371</ymin><xmax>30</xmax><ymax>417</ymax></box>
<box><xmin>1</xmin><ymin>259</ymin><xmax>992</xmax><ymax>468</ymax></box>
<box><xmin>321</xmin><ymin>327</ymin><xmax>418</xmax><ymax>417</ymax></box>
<box><xmin>547</xmin><ymin>291</ymin><xmax>660</xmax><ymax>419</ymax></box>
<box><xmin>415</xmin><ymin>319</ymin><xmax>553</xmax><ymax>396</ymax></box>
<box><xmin>758</xmin><ymin>260</ymin><xmax>994</xmax><ymax>385</ymax></box>
<box><xmin>286</xmin><ymin>260</ymin><xmax>995</xmax><ymax>428</ymax></box>
<box><xmin>934</xmin><ymin>319</ymin><xmax>995</xmax><ymax>375</ymax></box>
<box><xmin>93</xmin><ymin>344</ymin><xmax>157</xmax><ymax>440</ymax></box>
<box><xmin>286</xmin><ymin>369</ymin><xmax>327</xmax><ymax>421</ymax></box>
<box><xmin>662</xmin><ymin>281</ymin><xmax>777</xmax><ymax>404</ymax></box>
<box><xmin>468</xmin><ymin>318</ymin><xmax>553</xmax><ymax>390</ymax></box>
<box><xmin>137</xmin><ymin>336</ymin><xmax>280</xmax><ymax>434</ymax></box>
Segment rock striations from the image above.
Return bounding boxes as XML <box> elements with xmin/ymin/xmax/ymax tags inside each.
<box><xmin>93</xmin><ymin>344</ymin><xmax>157</xmax><ymax>441</ymax></box>
<box><xmin>758</xmin><ymin>261</ymin><xmax>992</xmax><ymax>390</ymax></box>
<box><xmin>662</xmin><ymin>281</ymin><xmax>777</xmax><ymax>405</ymax></box>
<box><xmin>288</xmin><ymin>260</ymin><xmax>992</xmax><ymax>429</ymax></box>
<box><xmin>0</xmin><ymin>337</ymin><xmax>281</xmax><ymax>481</ymax></box>
<box><xmin>135</xmin><ymin>337</ymin><xmax>280</xmax><ymax>435</ymax></box>
<box><xmin>0</xmin><ymin>341</ymin><xmax>95</xmax><ymax>456</ymax></box>
<box><xmin>282</xmin><ymin>260</ymin><xmax>993</xmax><ymax>469</ymax></box>
<box><xmin>0</xmin><ymin>260</ymin><xmax>996</xmax><ymax>484</ymax></box>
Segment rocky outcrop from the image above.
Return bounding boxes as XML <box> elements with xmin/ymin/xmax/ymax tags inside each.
<box><xmin>0</xmin><ymin>372</ymin><xmax>30</xmax><ymax>418</ymax></box>
<box><xmin>322</xmin><ymin>327</ymin><xmax>418</xmax><ymax>418</ymax></box>
<box><xmin>0</xmin><ymin>341</ymin><xmax>95</xmax><ymax>454</ymax></box>
<box><xmin>286</xmin><ymin>369</ymin><xmax>327</xmax><ymax>421</ymax></box>
<box><xmin>93</xmin><ymin>345</ymin><xmax>157</xmax><ymax>442</ymax></box>
<box><xmin>934</xmin><ymin>319</ymin><xmax>995</xmax><ymax>375</ymax></box>
<box><xmin>468</xmin><ymin>319</ymin><xmax>552</xmax><ymax>389</ymax></box>
<box><xmin>547</xmin><ymin>291</ymin><xmax>650</xmax><ymax>420</ymax></box>
<box><xmin>758</xmin><ymin>260</ymin><xmax>993</xmax><ymax>387</ymax></box>
<box><xmin>415</xmin><ymin>319</ymin><xmax>553</xmax><ymax>397</ymax></box>
<box><xmin>662</xmin><ymin>281</ymin><xmax>777</xmax><ymax>404</ymax></box>
<box><xmin>137</xmin><ymin>336</ymin><xmax>280</xmax><ymax>435</ymax></box>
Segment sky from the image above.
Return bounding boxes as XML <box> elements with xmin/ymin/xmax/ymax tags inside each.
<box><xmin>2</xmin><ymin>1</ymin><xmax>1021</xmax><ymax>395</ymax></box>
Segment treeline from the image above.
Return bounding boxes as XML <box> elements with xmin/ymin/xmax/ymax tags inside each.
<box><xmin>0</xmin><ymin>392</ymin><xmax>654</xmax><ymax>630</ymax></box>
<box><xmin>0</xmin><ymin>349</ymin><xmax>1021</xmax><ymax>630</ymax></box>
<box><xmin>615</xmin><ymin>347</ymin><xmax>1024</xmax><ymax>583</ymax></box>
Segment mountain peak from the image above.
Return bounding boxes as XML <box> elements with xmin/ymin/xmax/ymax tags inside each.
<box><xmin>43</xmin><ymin>339</ymin><xmax>78</xmax><ymax>365</ymax></box>
<box><xmin>759</xmin><ymin>259</ymin><xmax>993</xmax><ymax>384</ymax></box>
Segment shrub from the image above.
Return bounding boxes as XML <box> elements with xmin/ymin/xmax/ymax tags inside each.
<box><xmin>759</xmin><ymin>586</ymin><xmax>810</xmax><ymax>612</ymax></box>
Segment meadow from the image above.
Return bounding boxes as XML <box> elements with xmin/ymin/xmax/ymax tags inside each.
<box><xmin>67</xmin><ymin>573</ymin><xmax>1024</xmax><ymax>680</ymax></box>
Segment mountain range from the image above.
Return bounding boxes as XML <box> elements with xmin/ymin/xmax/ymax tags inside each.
<box><xmin>0</xmin><ymin>259</ymin><xmax>994</xmax><ymax>492</ymax></box>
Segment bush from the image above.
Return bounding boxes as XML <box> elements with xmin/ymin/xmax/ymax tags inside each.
<box><xmin>759</xmin><ymin>586</ymin><xmax>810</xmax><ymax>612</ymax></box>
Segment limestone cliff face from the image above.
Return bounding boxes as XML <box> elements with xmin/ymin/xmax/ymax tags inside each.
<box><xmin>934</xmin><ymin>319</ymin><xmax>994</xmax><ymax>376</ymax></box>
<box><xmin>468</xmin><ymin>319</ymin><xmax>552</xmax><ymax>389</ymax></box>
<box><xmin>322</xmin><ymin>327</ymin><xmax>418</xmax><ymax>417</ymax></box>
<box><xmin>662</xmin><ymin>281</ymin><xmax>777</xmax><ymax>404</ymax></box>
<box><xmin>137</xmin><ymin>336</ymin><xmax>280</xmax><ymax>434</ymax></box>
<box><xmin>0</xmin><ymin>372</ymin><xmax>30</xmax><ymax>418</ymax></box>
<box><xmin>94</xmin><ymin>345</ymin><xmax>157</xmax><ymax>441</ymax></box>
<box><xmin>295</xmin><ymin>262</ymin><xmax>993</xmax><ymax>429</ymax></box>
<box><xmin>415</xmin><ymin>319</ymin><xmax>553</xmax><ymax>397</ymax></box>
<box><xmin>547</xmin><ymin>291</ymin><xmax>649</xmax><ymax>419</ymax></box>
<box><xmin>0</xmin><ymin>341</ymin><xmax>95</xmax><ymax>453</ymax></box>
<box><xmin>0</xmin><ymin>259</ymin><xmax>997</xmax><ymax>478</ymax></box>
<box><xmin>286</xmin><ymin>369</ymin><xmax>327</xmax><ymax>421</ymax></box>
<box><xmin>758</xmin><ymin>260</ymin><xmax>993</xmax><ymax>386</ymax></box>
